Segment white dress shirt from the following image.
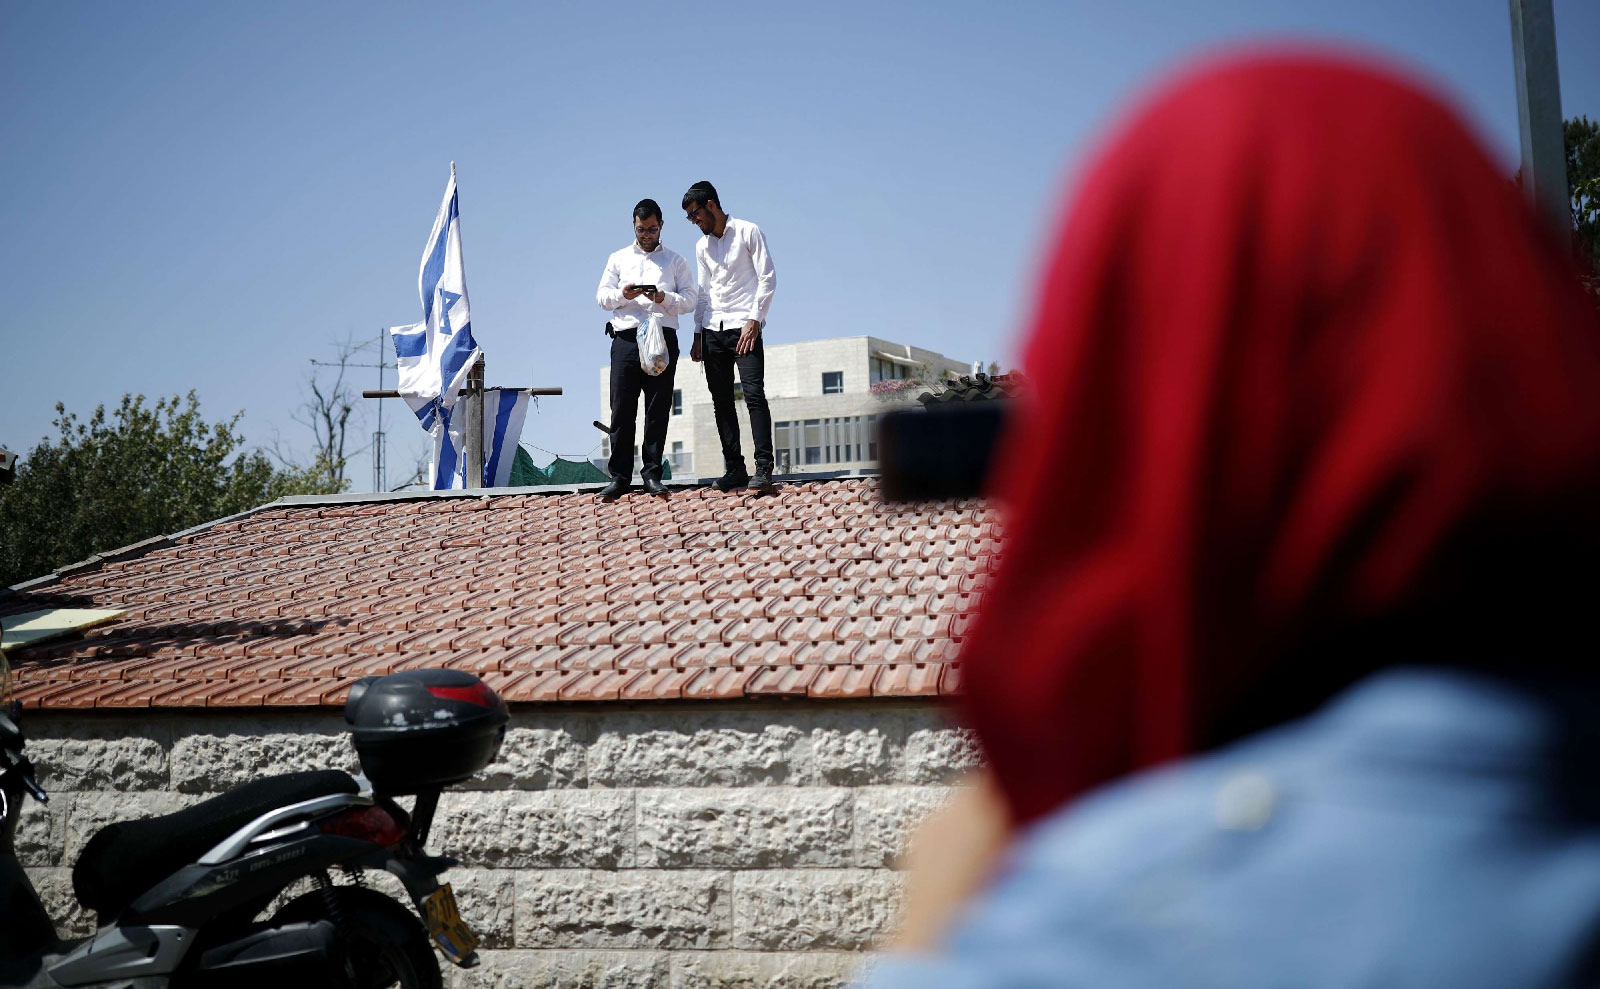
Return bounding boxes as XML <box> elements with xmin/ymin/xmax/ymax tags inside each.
<box><xmin>693</xmin><ymin>217</ymin><xmax>776</xmax><ymax>331</ymax></box>
<box><xmin>596</xmin><ymin>242</ymin><xmax>697</xmax><ymax>331</ymax></box>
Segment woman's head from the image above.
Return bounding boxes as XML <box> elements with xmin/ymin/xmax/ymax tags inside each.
<box><xmin>961</xmin><ymin>51</ymin><xmax>1600</xmax><ymax>826</ymax></box>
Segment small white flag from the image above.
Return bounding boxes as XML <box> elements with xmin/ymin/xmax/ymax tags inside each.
<box><xmin>427</xmin><ymin>388</ymin><xmax>531</xmax><ymax>489</ymax></box>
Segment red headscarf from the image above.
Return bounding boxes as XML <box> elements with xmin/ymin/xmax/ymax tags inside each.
<box><xmin>960</xmin><ymin>52</ymin><xmax>1600</xmax><ymax>827</ymax></box>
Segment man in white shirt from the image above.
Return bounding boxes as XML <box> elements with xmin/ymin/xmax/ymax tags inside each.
<box><xmin>596</xmin><ymin>199</ymin><xmax>698</xmax><ymax>498</ymax></box>
<box><xmin>682</xmin><ymin>181</ymin><xmax>777</xmax><ymax>491</ymax></box>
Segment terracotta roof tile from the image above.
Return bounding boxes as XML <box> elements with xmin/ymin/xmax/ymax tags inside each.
<box><xmin>558</xmin><ymin>669</ymin><xmax>640</xmax><ymax>702</ymax></box>
<box><xmin>12</xmin><ymin>680</ymin><xmax>90</xmax><ymax>709</ymax></box>
<box><xmin>873</xmin><ymin>663</ymin><xmax>944</xmax><ymax>698</ymax></box>
<box><xmin>330</xmin><ymin>655</ymin><xmax>403</xmax><ymax>678</ymax></box>
<box><xmin>747</xmin><ymin>665</ymin><xmax>820</xmax><ymax>697</ymax></box>
<box><xmin>809</xmin><ymin>664</ymin><xmax>877</xmax><ymax>700</ymax></box>
<box><xmin>501</xmin><ymin>669</ymin><xmax>586</xmax><ymax>702</ymax></box>
<box><xmin>203</xmin><ymin>678</ymin><xmax>280</xmax><ymax>706</ymax></box>
<box><xmin>5</xmin><ymin>480</ymin><xmax>993</xmax><ymax>709</ymax></box>
<box><xmin>448</xmin><ymin>626</ymin><xmax>515</xmax><ymax>651</ymax></box>
<box><xmin>648</xmin><ymin>642</ymin><xmax>727</xmax><ymax>668</ymax></box>
<box><xmin>43</xmin><ymin>680</ymin><xmax>122</xmax><ymax>709</ymax></box>
<box><xmin>939</xmin><ymin>662</ymin><xmax>963</xmax><ymax>695</ymax></box>
<box><xmin>682</xmin><ymin>666</ymin><xmax>758</xmax><ymax>700</ymax></box>
<box><xmin>620</xmin><ymin>667</ymin><xmax>699</xmax><ymax>701</ymax></box>
<box><xmin>141</xmin><ymin>679</ymin><xmax>231</xmax><ymax>707</ymax></box>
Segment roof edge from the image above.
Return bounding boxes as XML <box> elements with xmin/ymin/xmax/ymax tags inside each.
<box><xmin>5</xmin><ymin>470</ymin><xmax>887</xmax><ymax>593</ymax></box>
<box><xmin>6</xmin><ymin>500</ymin><xmax>288</xmax><ymax>594</ymax></box>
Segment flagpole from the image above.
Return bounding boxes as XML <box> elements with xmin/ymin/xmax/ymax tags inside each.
<box><xmin>465</xmin><ymin>356</ymin><xmax>485</xmax><ymax>489</ymax></box>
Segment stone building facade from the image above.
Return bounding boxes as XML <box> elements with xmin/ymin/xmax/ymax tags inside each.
<box><xmin>16</xmin><ymin>702</ymin><xmax>976</xmax><ymax>988</ymax></box>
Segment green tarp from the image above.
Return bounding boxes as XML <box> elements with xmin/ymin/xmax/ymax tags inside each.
<box><xmin>505</xmin><ymin>448</ymin><xmax>671</xmax><ymax>486</ymax></box>
<box><xmin>509</xmin><ymin>447</ymin><xmax>546</xmax><ymax>486</ymax></box>
<box><xmin>540</xmin><ymin>457</ymin><xmax>609</xmax><ymax>485</ymax></box>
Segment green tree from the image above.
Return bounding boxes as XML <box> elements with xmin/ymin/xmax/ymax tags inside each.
<box><xmin>0</xmin><ymin>392</ymin><xmax>341</xmax><ymax>587</ymax></box>
<box><xmin>1566</xmin><ymin>116</ymin><xmax>1600</xmax><ymax>277</ymax></box>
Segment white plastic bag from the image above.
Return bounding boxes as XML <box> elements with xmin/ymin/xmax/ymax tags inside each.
<box><xmin>640</xmin><ymin>314</ymin><xmax>669</xmax><ymax>376</ymax></box>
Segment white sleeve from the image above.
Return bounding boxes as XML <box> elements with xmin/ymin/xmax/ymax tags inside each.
<box><xmin>694</xmin><ymin>245</ymin><xmax>711</xmax><ymax>330</ymax></box>
<box><xmin>748</xmin><ymin>225</ymin><xmax>776</xmax><ymax>326</ymax></box>
<box><xmin>597</xmin><ymin>254</ymin><xmax>625</xmax><ymax>310</ymax></box>
<box><xmin>663</xmin><ymin>253</ymin><xmax>697</xmax><ymax>318</ymax></box>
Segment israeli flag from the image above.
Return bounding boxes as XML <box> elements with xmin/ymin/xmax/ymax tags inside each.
<box><xmin>429</xmin><ymin>388</ymin><xmax>532</xmax><ymax>489</ymax></box>
<box><xmin>391</xmin><ymin>163</ymin><xmax>481</xmax><ymax>436</ymax></box>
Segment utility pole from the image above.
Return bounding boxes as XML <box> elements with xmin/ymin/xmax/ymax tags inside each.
<box><xmin>373</xmin><ymin>328</ymin><xmax>388</xmax><ymax>492</ymax></box>
<box><xmin>1509</xmin><ymin>0</ymin><xmax>1568</xmax><ymax>234</ymax></box>
<box><xmin>310</xmin><ymin>338</ymin><xmax>394</xmax><ymax>493</ymax></box>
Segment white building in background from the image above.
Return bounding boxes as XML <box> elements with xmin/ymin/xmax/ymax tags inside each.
<box><xmin>598</xmin><ymin>336</ymin><xmax>973</xmax><ymax>480</ymax></box>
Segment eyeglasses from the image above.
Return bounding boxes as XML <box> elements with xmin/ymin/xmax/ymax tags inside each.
<box><xmin>635</xmin><ymin>225</ymin><xmax>662</xmax><ymax>236</ymax></box>
<box><xmin>685</xmin><ymin>205</ymin><xmax>709</xmax><ymax>223</ymax></box>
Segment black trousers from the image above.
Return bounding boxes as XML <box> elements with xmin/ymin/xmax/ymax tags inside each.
<box><xmin>607</xmin><ymin>325</ymin><xmax>679</xmax><ymax>482</ymax></box>
<box><xmin>701</xmin><ymin>325</ymin><xmax>773</xmax><ymax>475</ymax></box>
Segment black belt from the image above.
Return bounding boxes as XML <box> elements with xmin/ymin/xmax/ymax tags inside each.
<box><xmin>606</xmin><ymin>322</ymin><xmax>678</xmax><ymax>339</ymax></box>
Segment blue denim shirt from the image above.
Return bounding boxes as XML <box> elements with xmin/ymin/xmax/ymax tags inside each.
<box><xmin>858</xmin><ymin>668</ymin><xmax>1600</xmax><ymax>988</ymax></box>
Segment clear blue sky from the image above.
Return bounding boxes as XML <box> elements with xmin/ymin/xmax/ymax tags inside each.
<box><xmin>3</xmin><ymin>1</ymin><xmax>1597</xmax><ymax>490</ymax></box>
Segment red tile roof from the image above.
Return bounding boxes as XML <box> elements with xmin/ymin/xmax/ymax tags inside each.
<box><xmin>1</xmin><ymin>480</ymin><xmax>997</xmax><ymax>710</ymax></box>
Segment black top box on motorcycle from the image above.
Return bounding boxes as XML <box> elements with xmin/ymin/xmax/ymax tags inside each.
<box><xmin>344</xmin><ymin>669</ymin><xmax>508</xmax><ymax>794</ymax></box>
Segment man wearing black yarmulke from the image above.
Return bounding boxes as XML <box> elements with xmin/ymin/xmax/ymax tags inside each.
<box><xmin>596</xmin><ymin>198</ymin><xmax>697</xmax><ymax>499</ymax></box>
<box><xmin>682</xmin><ymin>181</ymin><xmax>777</xmax><ymax>491</ymax></box>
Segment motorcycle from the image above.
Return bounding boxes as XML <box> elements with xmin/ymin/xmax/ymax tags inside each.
<box><xmin>0</xmin><ymin>648</ymin><xmax>508</xmax><ymax>989</ymax></box>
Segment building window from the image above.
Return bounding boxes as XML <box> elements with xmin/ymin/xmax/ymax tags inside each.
<box><xmin>822</xmin><ymin>371</ymin><xmax>843</xmax><ymax>394</ymax></box>
<box><xmin>773</xmin><ymin>416</ymin><xmax>883</xmax><ymax>468</ymax></box>
<box><xmin>672</xmin><ymin>389</ymin><xmax>683</xmax><ymax>415</ymax></box>
<box><xmin>870</xmin><ymin>357</ymin><xmax>912</xmax><ymax>383</ymax></box>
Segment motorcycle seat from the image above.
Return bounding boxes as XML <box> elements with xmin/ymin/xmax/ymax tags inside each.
<box><xmin>72</xmin><ymin>769</ymin><xmax>359</xmax><ymax>918</ymax></box>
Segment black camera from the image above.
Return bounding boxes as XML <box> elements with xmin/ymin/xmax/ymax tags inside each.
<box><xmin>876</xmin><ymin>402</ymin><xmax>1008</xmax><ymax>502</ymax></box>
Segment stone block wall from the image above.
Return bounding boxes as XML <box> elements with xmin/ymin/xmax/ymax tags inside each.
<box><xmin>17</xmin><ymin>701</ymin><xmax>977</xmax><ymax>988</ymax></box>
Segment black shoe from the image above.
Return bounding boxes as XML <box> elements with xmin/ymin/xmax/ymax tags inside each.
<box><xmin>642</xmin><ymin>476</ymin><xmax>669</xmax><ymax>496</ymax></box>
<box><xmin>713</xmin><ymin>471</ymin><xmax>750</xmax><ymax>492</ymax></box>
<box><xmin>599</xmin><ymin>479</ymin><xmax>629</xmax><ymax>500</ymax></box>
<box><xmin>748</xmin><ymin>469</ymin><xmax>774</xmax><ymax>491</ymax></box>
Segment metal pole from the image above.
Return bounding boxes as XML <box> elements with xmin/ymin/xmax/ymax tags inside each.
<box><xmin>374</xmin><ymin>328</ymin><xmax>387</xmax><ymax>492</ymax></box>
<box><xmin>361</xmin><ymin>387</ymin><xmax>562</xmax><ymax>399</ymax></box>
<box><xmin>464</xmin><ymin>356</ymin><xmax>485</xmax><ymax>489</ymax></box>
<box><xmin>1510</xmin><ymin>0</ymin><xmax>1569</xmax><ymax>234</ymax></box>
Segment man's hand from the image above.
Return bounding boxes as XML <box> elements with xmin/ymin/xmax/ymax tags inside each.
<box><xmin>622</xmin><ymin>283</ymin><xmax>644</xmax><ymax>300</ymax></box>
<box><xmin>737</xmin><ymin>320</ymin><xmax>762</xmax><ymax>355</ymax></box>
<box><xmin>647</xmin><ymin>288</ymin><xmax>666</xmax><ymax>304</ymax></box>
<box><xmin>691</xmin><ymin>334</ymin><xmax>703</xmax><ymax>363</ymax></box>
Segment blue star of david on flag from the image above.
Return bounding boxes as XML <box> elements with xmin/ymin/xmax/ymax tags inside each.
<box><xmin>389</xmin><ymin>164</ymin><xmax>487</xmax><ymax>486</ymax></box>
